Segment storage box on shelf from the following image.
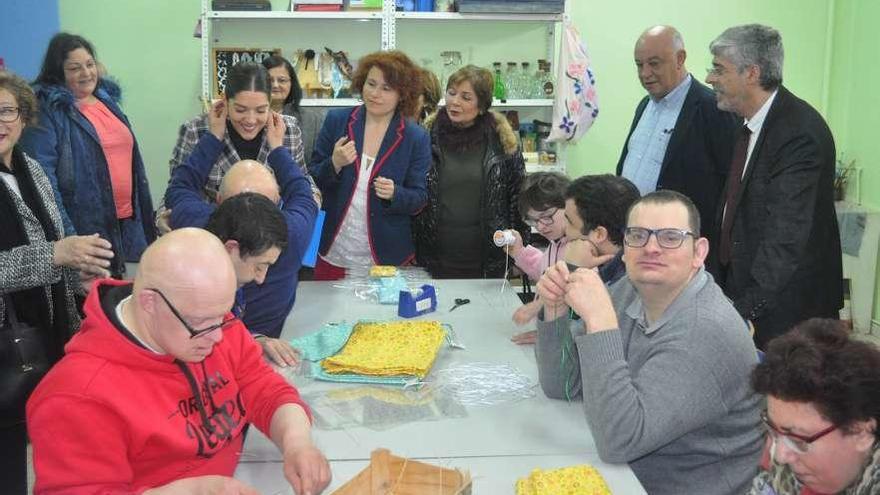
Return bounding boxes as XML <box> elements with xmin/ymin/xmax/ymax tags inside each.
<box><xmin>457</xmin><ymin>0</ymin><xmax>565</xmax><ymax>14</ymax></box>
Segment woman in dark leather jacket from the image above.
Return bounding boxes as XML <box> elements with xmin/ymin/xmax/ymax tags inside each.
<box><xmin>414</xmin><ymin>65</ymin><xmax>528</xmax><ymax>278</ymax></box>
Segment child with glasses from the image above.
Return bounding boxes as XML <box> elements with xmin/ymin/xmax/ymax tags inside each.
<box><xmin>501</xmin><ymin>172</ymin><xmax>570</xmax><ymax>342</ymax></box>
<box><xmin>512</xmin><ymin>174</ymin><xmax>642</xmax><ymax>345</ymax></box>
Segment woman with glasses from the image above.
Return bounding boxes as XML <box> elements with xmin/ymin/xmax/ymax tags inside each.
<box><xmin>262</xmin><ymin>55</ymin><xmax>325</xmax><ymax>170</ymax></box>
<box><xmin>748</xmin><ymin>318</ymin><xmax>880</xmax><ymax>494</ymax></box>
<box><xmin>414</xmin><ymin>65</ymin><xmax>528</xmax><ymax>278</ymax></box>
<box><xmin>21</xmin><ymin>33</ymin><xmax>156</xmax><ymax>278</ymax></box>
<box><xmin>0</xmin><ymin>70</ymin><xmax>113</xmax><ymax>494</ymax></box>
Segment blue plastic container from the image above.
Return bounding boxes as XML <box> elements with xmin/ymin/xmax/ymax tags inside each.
<box><xmin>397</xmin><ymin>0</ymin><xmax>433</xmax><ymax>10</ymax></box>
<box><xmin>398</xmin><ymin>284</ymin><xmax>437</xmax><ymax>318</ymax></box>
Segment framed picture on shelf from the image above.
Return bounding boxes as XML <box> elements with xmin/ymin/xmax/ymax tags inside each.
<box><xmin>212</xmin><ymin>47</ymin><xmax>281</xmax><ymax>97</ymax></box>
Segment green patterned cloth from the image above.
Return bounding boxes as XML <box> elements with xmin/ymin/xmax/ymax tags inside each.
<box><xmin>289</xmin><ymin>322</ymin><xmax>354</xmax><ymax>361</ymax></box>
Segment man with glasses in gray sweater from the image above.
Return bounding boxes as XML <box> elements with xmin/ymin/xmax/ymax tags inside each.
<box><xmin>535</xmin><ymin>190</ymin><xmax>762</xmax><ymax>495</ymax></box>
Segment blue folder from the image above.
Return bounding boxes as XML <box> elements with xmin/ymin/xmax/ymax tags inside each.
<box><xmin>301</xmin><ymin>210</ymin><xmax>325</xmax><ymax>268</ymax></box>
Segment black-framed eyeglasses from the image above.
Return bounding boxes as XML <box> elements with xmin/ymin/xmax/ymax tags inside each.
<box><xmin>525</xmin><ymin>208</ymin><xmax>559</xmax><ymax>228</ymax></box>
<box><xmin>147</xmin><ymin>288</ymin><xmax>243</xmax><ymax>339</ymax></box>
<box><xmin>761</xmin><ymin>410</ymin><xmax>837</xmax><ymax>455</ymax></box>
<box><xmin>624</xmin><ymin>227</ymin><xmax>695</xmax><ymax>249</ymax></box>
<box><xmin>0</xmin><ymin>106</ymin><xmax>21</xmax><ymax>124</ymax></box>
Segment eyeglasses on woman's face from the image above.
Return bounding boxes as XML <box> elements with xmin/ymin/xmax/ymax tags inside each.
<box><xmin>761</xmin><ymin>409</ymin><xmax>838</xmax><ymax>455</ymax></box>
<box><xmin>0</xmin><ymin>106</ymin><xmax>21</xmax><ymax>123</ymax></box>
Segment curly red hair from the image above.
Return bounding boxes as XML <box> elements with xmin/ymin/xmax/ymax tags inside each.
<box><xmin>351</xmin><ymin>50</ymin><xmax>423</xmax><ymax>119</ymax></box>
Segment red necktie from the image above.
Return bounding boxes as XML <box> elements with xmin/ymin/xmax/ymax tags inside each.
<box><xmin>719</xmin><ymin>125</ymin><xmax>752</xmax><ymax>265</ymax></box>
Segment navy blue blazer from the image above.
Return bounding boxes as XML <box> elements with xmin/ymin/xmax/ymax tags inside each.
<box><xmin>309</xmin><ymin>106</ymin><xmax>431</xmax><ymax>265</ymax></box>
<box><xmin>617</xmin><ymin>78</ymin><xmax>739</xmax><ymax>242</ymax></box>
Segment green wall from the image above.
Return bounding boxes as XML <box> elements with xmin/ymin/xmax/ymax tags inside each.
<box><xmin>60</xmin><ymin>0</ymin><xmax>204</xmax><ymax>204</ymax></box>
<box><xmin>57</xmin><ymin>1</ymin><xmax>878</xmax><ymax>321</ymax></box>
<box><xmin>59</xmin><ymin>0</ymin><xmax>836</xmax><ymax>198</ymax></box>
<box><xmin>827</xmin><ymin>0</ymin><xmax>880</xmax><ymax>326</ymax></box>
<box><xmin>565</xmin><ymin>0</ymin><xmax>834</xmax><ymax>177</ymax></box>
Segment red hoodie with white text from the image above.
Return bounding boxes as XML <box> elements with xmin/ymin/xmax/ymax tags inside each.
<box><xmin>27</xmin><ymin>279</ymin><xmax>310</xmax><ymax>494</ymax></box>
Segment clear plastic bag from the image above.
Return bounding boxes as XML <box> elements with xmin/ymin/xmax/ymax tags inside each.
<box><xmin>429</xmin><ymin>362</ymin><xmax>537</xmax><ymax>407</ymax></box>
<box><xmin>302</xmin><ymin>385</ymin><xmax>468</xmax><ymax>431</ymax></box>
<box><xmin>330</xmin><ymin>266</ymin><xmax>434</xmax><ymax>303</ymax></box>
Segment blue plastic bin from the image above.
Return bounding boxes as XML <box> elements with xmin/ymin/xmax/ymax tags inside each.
<box><xmin>397</xmin><ymin>0</ymin><xmax>433</xmax><ymax>10</ymax></box>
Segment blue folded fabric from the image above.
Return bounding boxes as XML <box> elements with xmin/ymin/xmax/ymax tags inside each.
<box><xmin>310</xmin><ymin>366</ymin><xmax>413</xmax><ymax>386</ymax></box>
<box><xmin>375</xmin><ymin>275</ymin><xmax>408</xmax><ymax>305</ymax></box>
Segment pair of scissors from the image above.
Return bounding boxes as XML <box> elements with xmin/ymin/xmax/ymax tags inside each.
<box><xmin>449</xmin><ymin>298</ymin><xmax>470</xmax><ymax>312</ymax></box>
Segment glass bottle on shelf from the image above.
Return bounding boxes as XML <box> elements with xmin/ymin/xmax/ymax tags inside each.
<box><xmin>440</xmin><ymin>51</ymin><xmax>462</xmax><ymax>91</ymax></box>
<box><xmin>540</xmin><ymin>61</ymin><xmax>555</xmax><ymax>98</ymax></box>
<box><xmin>520</xmin><ymin>62</ymin><xmax>532</xmax><ymax>100</ymax></box>
<box><xmin>505</xmin><ymin>62</ymin><xmax>519</xmax><ymax>99</ymax></box>
<box><xmin>492</xmin><ymin>62</ymin><xmax>506</xmax><ymax>101</ymax></box>
<box><xmin>532</xmin><ymin>60</ymin><xmax>546</xmax><ymax>98</ymax></box>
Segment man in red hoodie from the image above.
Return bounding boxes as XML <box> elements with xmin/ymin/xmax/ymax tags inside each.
<box><xmin>27</xmin><ymin>228</ymin><xmax>331</xmax><ymax>495</ymax></box>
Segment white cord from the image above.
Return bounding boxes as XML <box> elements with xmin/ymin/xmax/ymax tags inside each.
<box><xmin>500</xmin><ymin>244</ymin><xmax>510</xmax><ymax>294</ymax></box>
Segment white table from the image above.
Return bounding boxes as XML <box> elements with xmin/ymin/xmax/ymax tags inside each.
<box><xmin>236</xmin><ymin>279</ymin><xmax>645</xmax><ymax>493</ymax></box>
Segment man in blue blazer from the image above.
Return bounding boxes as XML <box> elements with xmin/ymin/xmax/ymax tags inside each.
<box><xmin>617</xmin><ymin>25</ymin><xmax>739</xmax><ymax>243</ymax></box>
<box><xmin>706</xmin><ymin>24</ymin><xmax>842</xmax><ymax>349</ymax></box>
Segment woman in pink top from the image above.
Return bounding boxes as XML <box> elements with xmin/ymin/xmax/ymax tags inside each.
<box><xmin>22</xmin><ymin>33</ymin><xmax>156</xmax><ymax>278</ymax></box>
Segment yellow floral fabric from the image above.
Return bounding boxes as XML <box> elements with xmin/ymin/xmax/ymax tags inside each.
<box><xmin>321</xmin><ymin>321</ymin><xmax>445</xmax><ymax>379</ymax></box>
<box><xmin>369</xmin><ymin>265</ymin><xmax>398</xmax><ymax>277</ymax></box>
<box><xmin>516</xmin><ymin>465</ymin><xmax>611</xmax><ymax>495</ymax></box>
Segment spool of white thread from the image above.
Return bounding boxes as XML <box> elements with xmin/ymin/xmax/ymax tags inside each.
<box><xmin>493</xmin><ymin>229</ymin><xmax>516</xmax><ymax>247</ymax></box>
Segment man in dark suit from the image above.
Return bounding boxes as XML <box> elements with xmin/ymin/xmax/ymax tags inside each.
<box><xmin>617</xmin><ymin>25</ymin><xmax>738</xmax><ymax>242</ymax></box>
<box><xmin>706</xmin><ymin>24</ymin><xmax>842</xmax><ymax>349</ymax></box>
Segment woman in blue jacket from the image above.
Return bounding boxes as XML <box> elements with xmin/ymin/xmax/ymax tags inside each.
<box><xmin>309</xmin><ymin>50</ymin><xmax>431</xmax><ymax>280</ymax></box>
<box><xmin>21</xmin><ymin>33</ymin><xmax>155</xmax><ymax>278</ymax></box>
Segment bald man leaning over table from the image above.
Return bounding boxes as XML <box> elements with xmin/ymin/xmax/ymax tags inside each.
<box><xmin>27</xmin><ymin>228</ymin><xmax>330</xmax><ymax>494</ymax></box>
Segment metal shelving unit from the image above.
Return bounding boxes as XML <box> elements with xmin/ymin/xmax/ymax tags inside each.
<box><xmin>199</xmin><ymin>0</ymin><xmax>569</xmax><ymax>172</ymax></box>
<box><xmin>200</xmin><ymin>0</ymin><xmax>569</xmax><ymax>98</ymax></box>
<box><xmin>208</xmin><ymin>10</ymin><xmax>383</xmax><ymax>19</ymax></box>
<box><xmin>394</xmin><ymin>11</ymin><xmax>563</xmax><ymax>21</ymax></box>
<box><xmin>300</xmin><ymin>98</ymin><xmax>361</xmax><ymax>107</ymax></box>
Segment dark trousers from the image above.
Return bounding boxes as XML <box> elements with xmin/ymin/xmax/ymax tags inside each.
<box><xmin>0</xmin><ymin>423</ymin><xmax>28</xmax><ymax>494</ymax></box>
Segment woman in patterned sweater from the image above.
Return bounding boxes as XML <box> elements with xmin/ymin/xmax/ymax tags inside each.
<box><xmin>0</xmin><ymin>70</ymin><xmax>113</xmax><ymax>495</ymax></box>
<box><xmin>158</xmin><ymin>61</ymin><xmax>320</xmax><ymax>233</ymax></box>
